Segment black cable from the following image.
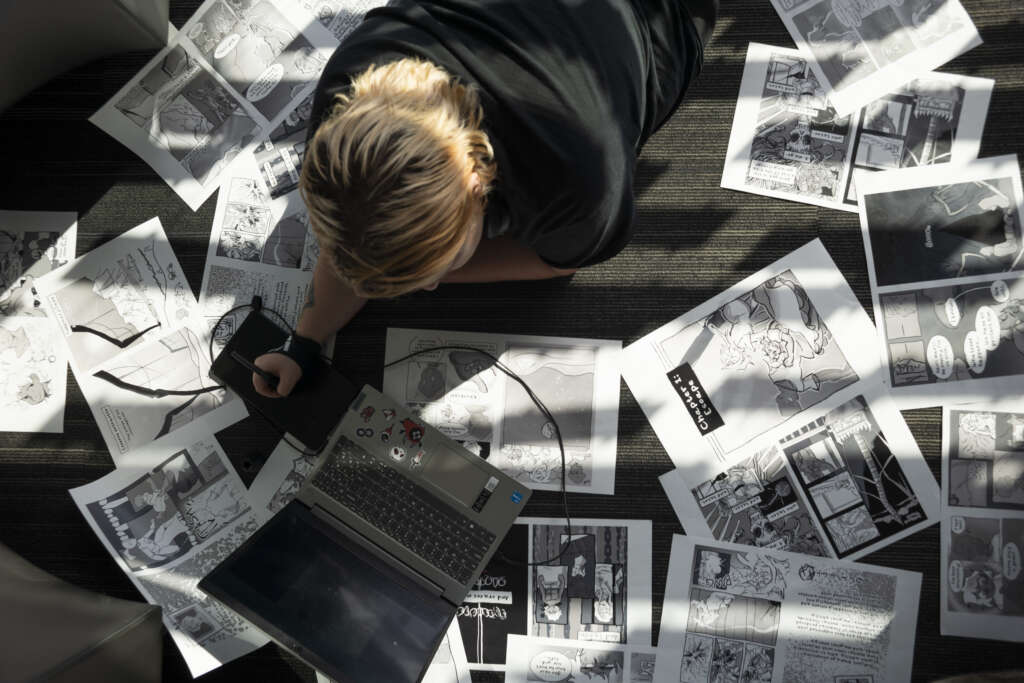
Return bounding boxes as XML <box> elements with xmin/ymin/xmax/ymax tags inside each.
<box><xmin>384</xmin><ymin>344</ymin><xmax>573</xmax><ymax>567</ymax></box>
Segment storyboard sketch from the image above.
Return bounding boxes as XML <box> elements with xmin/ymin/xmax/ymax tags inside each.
<box><xmin>621</xmin><ymin>239</ymin><xmax>885</xmax><ymax>474</ymax></box>
<box><xmin>660</xmin><ymin>385</ymin><xmax>939</xmax><ymax>560</ymax></box>
<box><xmin>654</xmin><ymin>535</ymin><xmax>921</xmax><ymax>683</ymax></box>
<box><xmin>856</xmin><ymin>154</ymin><xmax>1024</xmax><ymax>408</ymax></box>
<box><xmin>383</xmin><ymin>328</ymin><xmax>622</xmax><ymax>494</ymax></box>
<box><xmin>767</xmin><ymin>0</ymin><xmax>982</xmax><ymax>117</ymax></box>
<box><xmin>0</xmin><ymin>210</ymin><xmax>77</xmax><ymax>432</ymax></box>
<box><xmin>69</xmin><ymin>427</ymin><xmax>269</xmax><ymax>677</ymax></box>
<box><xmin>721</xmin><ymin>42</ymin><xmax>991</xmax><ymax>211</ymax></box>
<box><xmin>503</xmin><ymin>635</ymin><xmax>657</xmax><ymax>683</ymax></box>
<box><xmin>457</xmin><ymin>517</ymin><xmax>652</xmax><ymax>673</ymax></box>
<box><xmin>35</xmin><ymin>218</ymin><xmax>246</xmax><ymax>461</ymax></box>
<box><xmin>940</xmin><ymin>397</ymin><xmax>1024</xmax><ymax>642</ymax></box>
<box><xmin>90</xmin><ymin>0</ymin><xmax>386</xmax><ymax>210</ymax></box>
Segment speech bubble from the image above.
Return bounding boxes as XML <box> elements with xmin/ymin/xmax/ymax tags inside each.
<box><xmin>926</xmin><ymin>335</ymin><xmax>955</xmax><ymax>379</ymax></box>
<box><xmin>1005</xmin><ymin>542</ymin><xmax>1022</xmax><ymax>581</ymax></box>
<box><xmin>944</xmin><ymin>298</ymin><xmax>962</xmax><ymax>327</ymax></box>
<box><xmin>214</xmin><ymin>33</ymin><xmax>240</xmax><ymax>60</ymax></box>
<box><xmin>247</xmin><ymin>63</ymin><xmax>284</xmax><ymax>102</ymax></box>
<box><xmin>949</xmin><ymin>560</ymin><xmax>965</xmax><ymax>592</ymax></box>
<box><xmin>975</xmin><ymin>306</ymin><xmax>1002</xmax><ymax>351</ymax></box>
<box><xmin>963</xmin><ymin>331</ymin><xmax>987</xmax><ymax>374</ymax></box>
<box><xmin>951</xmin><ymin>516</ymin><xmax>966</xmax><ymax>534</ymax></box>
<box><xmin>529</xmin><ymin>651</ymin><xmax>572</xmax><ymax>682</ymax></box>
<box><xmin>992</xmin><ymin>280</ymin><xmax>1010</xmax><ymax>303</ymax></box>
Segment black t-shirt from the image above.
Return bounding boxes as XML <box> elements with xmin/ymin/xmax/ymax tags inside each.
<box><xmin>309</xmin><ymin>0</ymin><xmax>704</xmax><ymax>268</ymax></box>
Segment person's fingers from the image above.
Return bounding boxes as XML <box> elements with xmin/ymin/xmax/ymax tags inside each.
<box><xmin>276</xmin><ymin>369</ymin><xmax>300</xmax><ymax>397</ymax></box>
<box><xmin>252</xmin><ymin>372</ymin><xmax>280</xmax><ymax>398</ymax></box>
<box><xmin>254</xmin><ymin>353</ymin><xmax>301</xmax><ymax>397</ymax></box>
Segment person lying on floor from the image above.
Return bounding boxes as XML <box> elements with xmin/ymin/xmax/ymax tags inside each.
<box><xmin>253</xmin><ymin>0</ymin><xmax>717</xmax><ymax>396</ymax></box>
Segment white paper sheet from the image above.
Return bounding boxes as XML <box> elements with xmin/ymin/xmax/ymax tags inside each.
<box><xmin>721</xmin><ymin>42</ymin><xmax>991</xmax><ymax>211</ymax></box>
<box><xmin>940</xmin><ymin>397</ymin><xmax>1024</xmax><ymax>641</ymax></box>
<box><xmin>0</xmin><ymin>210</ymin><xmax>77</xmax><ymax>432</ymax></box>
<box><xmin>655</xmin><ymin>534</ymin><xmax>921</xmax><ymax>683</ymax></box>
<box><xmin>35</xmin><ymin>218</ymin><xmax>246</xmax><ymax>461</ymax></box>
<box><xmin>246</xmin><ymin>435</ymin><xmax>313</xmax><ymax>517</ymax></box>
<box><xmin>856</xmin><ymin>154</ymin><xmax>1024</xmax><ymax>408</ymax></box>
<box><xmin>89</xmin><ymin>0</ymin><xmax>386</xmax><ymax>210</ymax></box>
<box><xmin>504</xmin><ymin>634</ymin><xmax>658</xmax><ymax>683</ymax></box>
<box><xmin>314</xmin><ymin>619</ymin><xmax>471</xmax><ymax>683</ymax></box>
<box><xmin>622</xmin><ymin>239</ymin><xmax>884</xmax><ymax>474</ymax></box>
<box><xmin>660</xmin><ymin>382</ymin><xmax>939</xmax><ymax>561</ymax></box>
<box><xmin>457</xmin><ymin>517</ymin><xmax>652</xmax><ymax>673</ymax></box>
<box><xmin>382</xmin><ymin>328</ymin><xmax>622</xmax><ymax>494</ymax></box>
<box><xmin>767</xmin><ymin>0</ymin><xmax>981</xmax><ymax>117</ymax></box>
<box><xmin>68</xmin><ymin>425</ymin><xmax>270</xmax><ymax>677</ymax></box>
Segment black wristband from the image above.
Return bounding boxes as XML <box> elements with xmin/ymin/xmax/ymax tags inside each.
<box><xmin>275</xmin><ymin>333</ymin><xmax>322</xmax><ymax>378</ymax></box>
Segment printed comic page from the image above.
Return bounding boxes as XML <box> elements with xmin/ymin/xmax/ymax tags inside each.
<box><xmin>722</xmin><ymin>42</ymin><xmax>991</xmax><ymax>211</ymax></box>
<box><xmin>383</xmin><ymin>328</ymin><xmax>622</xmax><ymax>494</ymax></box>
<box><xmin>940</xmin><ymin>398</ymin><xmax>1024</xmax><ymax>642</ymax></box>
<box><xmin>504</xmin><ymin>635</ymin><xmax>657</xmax><ymax>683</ymax></box>
<box><xmin>655</xmin><ymin>535</ymin><xmax>920</xmax><ymax>683</ymax></box>
<box><xmin>767</xmin><ymin>0</ymin><xmax>981</xmax><ymax>116</ymax></box>
<box><xmin>857</xmin><ymin>154</ymin><xmax>1024</xmax><ymax>407</ymax></box>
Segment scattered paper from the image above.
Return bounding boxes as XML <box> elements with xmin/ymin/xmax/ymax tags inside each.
<box><xmin>89</xmin><ymin>0</ymin><xmax>388</xmax><ymax>210</ymax></box>
<box><xmin>69</xmin><ymin>426</ymin><xmax>269</xmax><ymax>677</ymax></box>
<box><xmin>504</xmin><ymin>634</ymin><xmax>657</xmax><ymax>683</ymax></box>
<box><xmin>660</xmin><ymin>383</ymin><xmax>939</xmax><ymax>560</ymax></box>
<box><xmin>35</xmin><ymin>218</ymin><xmax>245</xmax><ymax>461</ymax></box>
<box><xmin>622</xmin><ymin>239</ymin><xmax>883</xmax><ymax>472</ymax></box>
<box><xmin>458</xmin><ymin>517</ymin><xmax>652</xmax><ymax>672</ymax></box>
<box><xmin>654</xmin><ymin>534</ymin><xmax>921</xmax><ymax>683</ymax></box>
<box><xmin>383</xmin><ymin>328</ymin><xmax>622</xmax><ymax>494</ymax></box>
<box><xmin>767</xmin><ymin>0</ymin><xmax>981</xmax><ymax>116</ymax></box>
<box><xmin>856</xmin><ymin>154</ymin><xmax>1024</xmax><ymax>408</ymax></box>
<box><xmin>0</xmin><ymin>209</ymin><xmax>77</xmax><ymax>432</ymax></box>
<box><xmin>247</xmin><ymin>436</ymin><xmax>312</xmax><ymax>517</ymax></box>
<box><xmin>721</xmin><ymin>42</ymin><xmax>991</xmax><ymax>211</ymax></box>
<box><xmin>940</xmin><ymin>398</ymin><xmax>1024</xmax><ymax>641</ymax></box>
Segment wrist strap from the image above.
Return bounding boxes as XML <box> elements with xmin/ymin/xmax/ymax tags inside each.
<box><xmin>277</xmin><ymin>333</ymin><xmax>322</xmax><ymax>377</ymax></box>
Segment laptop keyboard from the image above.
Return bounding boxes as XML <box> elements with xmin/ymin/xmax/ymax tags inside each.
<box><xmin>311</xmin><ymin>435</ymin><xmax>496</xmax><ymax>585</ymax></box>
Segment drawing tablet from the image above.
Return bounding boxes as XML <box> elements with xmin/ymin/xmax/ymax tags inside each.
<box><xmin>209</xmin><ymin>311</ymin><xmax>358</xmax><ymax>453</ymax></box>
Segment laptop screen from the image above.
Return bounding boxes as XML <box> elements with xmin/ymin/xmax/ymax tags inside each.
<box><xmin>200</xmin><ymin>502</ymin><xmax>455</xmax><ymax>683</ymax></box>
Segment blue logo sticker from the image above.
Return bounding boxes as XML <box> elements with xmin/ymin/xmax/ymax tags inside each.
<box><xmin>510</xmin><ymin>491</ymin><xmax>523</xmax><ymax>504</ymax></box>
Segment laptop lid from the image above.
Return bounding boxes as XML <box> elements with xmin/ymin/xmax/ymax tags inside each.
<box><xmin>199</xmin><ymin>500</ymin><xmax>455</xmax><ymax>683</ymax></box>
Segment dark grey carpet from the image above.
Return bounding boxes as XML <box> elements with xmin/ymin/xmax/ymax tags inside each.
<box><xmin>0</xmin><ymin>1</ymin><xmax>1021</xmax><ymax>681</ymax></box>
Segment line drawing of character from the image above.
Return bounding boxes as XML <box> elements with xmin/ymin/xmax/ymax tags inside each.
<box><xmin>574</xmin><ymin>648</ymin><xmax>623</xmax><ymax>682</ymax></box>
<box><xmin>535</xmin><ymin>565</ymin><xmax>567</xmax><ymax>622</ymax></box>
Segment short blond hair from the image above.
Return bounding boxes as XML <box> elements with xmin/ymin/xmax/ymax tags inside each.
<box><xmin>300</xmin><ymin>58</ymin><xmax>496</xmax><ymax>298</ymax></box>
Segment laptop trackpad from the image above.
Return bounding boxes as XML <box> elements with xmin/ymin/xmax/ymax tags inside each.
<box><xmin>203</xmin><ymin>502</ymin><xmax>454</xmax><ymax>683</ymax></box>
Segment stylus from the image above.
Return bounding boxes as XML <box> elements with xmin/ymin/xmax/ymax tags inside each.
<box><xmin>230</xmin><ymin>350</ymin><xmax>280</xmax><ymax>390</ymax></box>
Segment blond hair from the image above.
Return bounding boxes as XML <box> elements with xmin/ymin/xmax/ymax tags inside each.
<box><xmin>300</xmin><ymin>58</ymin><xmax>496</xmax><ymax>298</ymax></box>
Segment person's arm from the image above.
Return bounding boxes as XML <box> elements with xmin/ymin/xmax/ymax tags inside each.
<box><xmin>441</xmin><ymin>236</ymin><xmax>577</xmax><ymax>283</ymax></box>
<box><xmin>252</xmin><ymin>256</ymin><xmax>366</xmax><ymax>397</ymax></box>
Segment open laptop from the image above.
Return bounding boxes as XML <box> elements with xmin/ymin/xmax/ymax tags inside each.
<box><xmin>200</xmin><ymin>384</ymin><xmax>531</xmax><ymax>683</ymax></box>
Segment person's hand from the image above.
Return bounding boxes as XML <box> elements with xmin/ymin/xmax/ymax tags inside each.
<box><xmin>253</xmin><ymin>353</ymin><xmax>301</xmax><ymax>398</ymax></box>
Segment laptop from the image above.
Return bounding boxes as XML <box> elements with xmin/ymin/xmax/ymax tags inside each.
<box><xmin>200</xmin><ymin>385</ymin><xmax>531</xmax><ymax>683</ymax></box>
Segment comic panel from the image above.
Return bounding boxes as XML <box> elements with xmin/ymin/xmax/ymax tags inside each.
<box><xmin>655</xmin><ymin>270</ymin><xmax>858</xmax><ymax>459</ymax></box>
<box><xmin>745</xmin><ymin>51</ymin><xmax>855</xmax><ymax>202</ymax></box>
<box><xmin>0</xmin><ymin>315</ymin><xmax>68</xmax><ymax>432</ymax></box>
<box><xmin>948</xmin><ymin>409</ymin><xmax>1024</xmax><ymax>509</ymax></box>
<box><xmin>864</xmin><ymin>176</ymin><xmax>1023</xmax><ymax>287</ymax></box>
<box><xmin>947</xmin><ymin>516</ymin><xmax>1024</xmax><ymax>616</ymax></box>
<box><xmin>780</xmin><ymin>395</ymin><xmax>929</xmax><ymax>558</ymax></box>
<box><xmin>690</xmin><ymin>446</ymin><xmax>830</xmax><ymax>557</ymax></box>
<box><xmin>630</xmin><ymin>650</ymin><xmax>657</xmax><ymax>681</ymax></box>
<box><xmin>879</xmin><ymin>276</ymin><xmax>1024</xmax><ymax>388</ymax></box>
<box><xmin>253</xmin><ymin>92</ymin><xmax>312</xmax><ymax>198</ymax></box>
<box><xmin>113</xmin><ymin>45</ymin><xmax>260</xmax><ymax>187</ymax></box>
<box><xmin>184</xmin><ymin>0</ymin><xmax>326</xmax><ymax>119</ymax></box>
<box><xmin>690</xmin><ymin>546</ymin><xmax>789</xmax><ymax>601</ymax></box>
<box><xmin>83</xmin><ymin>440</ymin><xmax>252</xmax><ymax>572</ymax></box>
<box><xmin>685</xmin><ymin>587</ymin><xmax>781</xmax><ymax>648</ymax></box>
<box><xmin>0</xmin><ymin>211</ymin><xmax>76</xmax><ymax>316</ymax></box>
<box><xmin>531</xmin><ymin>523</ymin><xmax>629</xmax><ymax>642</ymax></box>
<box><xmin>789</xmin><ymin>2</ymin><xmax>879</xmax><ymax>91</ymax></box>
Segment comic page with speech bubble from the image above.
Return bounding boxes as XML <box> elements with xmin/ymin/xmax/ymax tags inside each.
<box><xmin>940</xmin><ymin>397</ymin><xmax>1024</xmax><ymax>641</ymax></box>
<box><xmin>654</xmin><ymin>535</ymin><xmax>921</xmax><ymax>683</ymax></box>
<box><xmin>503</xmin><ymin>634</ymin><xmax>657</xmax><ymax>683</ymax></box>
<box><xmin>857</xmin><ymin>154</ymin><xmax>1024</xmax><ymax>408</ymax></box>
<box><xmin>721</xmin><ymin>42</ymin><xmax>992</xmax><ymax>212</ymax></box>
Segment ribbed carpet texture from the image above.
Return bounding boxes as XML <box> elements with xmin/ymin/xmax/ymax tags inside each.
<box><xmin>0</xmin><ymin>1</ymin><xmax>1021</xmax><ymax>681</ymax></box>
